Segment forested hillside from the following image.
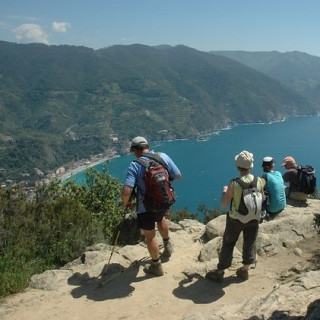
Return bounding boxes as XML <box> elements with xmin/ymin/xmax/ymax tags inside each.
<box><xmin>212</xmin><ymin>50</ymin><xmax>320</xmax><ymax>104</ymax></box>
<box><xmin>0</xmin><ymin>41</ymin><xmax>318</xmax><ymax>184</ymax></box>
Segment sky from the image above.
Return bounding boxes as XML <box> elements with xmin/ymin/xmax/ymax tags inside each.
<box><xmin>1</xmin><ymin>0</ymin><xmax>320</xmax><ymax>57</ymax></box>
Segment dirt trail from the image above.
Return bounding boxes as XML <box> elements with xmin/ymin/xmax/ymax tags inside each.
<box><xmin>1</xmin><ymin>230</ymin><xmax>318</xmax><ymax>320</ymax></box>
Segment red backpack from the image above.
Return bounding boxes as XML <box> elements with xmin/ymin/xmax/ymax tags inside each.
<box><xmin>135</xmin><ymin>153</ymin><xmax>176</xmax><ymax>214</ymax></box>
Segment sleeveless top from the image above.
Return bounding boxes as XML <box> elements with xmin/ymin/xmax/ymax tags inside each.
<box><xmin>229</xmin><ymin>174</ymin><xmax>264</xmax><ymax>221</ymax></box>
<box><xmin>264</xmin><ymin>171</ymin><xmax>286</xmax><ymax>213</ymax></box>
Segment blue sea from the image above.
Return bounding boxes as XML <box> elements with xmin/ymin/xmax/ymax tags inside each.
<box><xmin>71</xmin><ymin>116</ymin><xmax>320</xmax><ymax>214</ymax></box>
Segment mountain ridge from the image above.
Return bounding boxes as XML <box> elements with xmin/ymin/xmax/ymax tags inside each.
<box><xmin>0</xmin><ymin>41</ymin><xmax>319</xmax><ymax>183</ymax></box>
<box><xmin>212</xmin><ymin>50</ymin><xmax>320</xmax><ymax>103</ymax></box>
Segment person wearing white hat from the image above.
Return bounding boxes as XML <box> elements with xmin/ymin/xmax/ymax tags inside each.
<box><xmin>122</xmin><ymin>136</ymin><xmax>181</xmax><ymax>276</ymax></box>
<box><xmin>261</xmin><ymin>156</ymin><xmax>286</xmax><ymax>219</ymax></box>
<box><xmin>206</xmin><ymin>150</ymin><xmax>265</xmax><ymax>282</ymax></box>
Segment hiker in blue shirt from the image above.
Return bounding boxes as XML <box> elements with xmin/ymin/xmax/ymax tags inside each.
<box><xmin>121</xmin><ymin>136</ymin><xmax>181</xmax><ymax>277</ymax></box>
<box><xmin>261</xmin><ymin>157</ymin><xmax>286</xmax><ymax>220</ymax></box>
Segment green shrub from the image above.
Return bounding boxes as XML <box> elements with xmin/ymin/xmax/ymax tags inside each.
<box><xmin>0</xmin><ymin>166</ymin><xmax>124</xmax><ymax>298</ymax></box>
<box><xmin>64</xmin><ymin>165</ymin><xmax>124</xmax><ymax>242</ymax></box>
<box><xmin>167</xmin><ymin>207</ymin><xmax>198</xmax><ymax>222</ymax></box>
<box><xmin>169</xmin><ymin>204</ymin><xmax>226</xmax><ymax>223</ymax></box>
<box><xmin>0</xmin><ymin>255</ymin><xmax>45</xmax><ymax>297</ymax></box>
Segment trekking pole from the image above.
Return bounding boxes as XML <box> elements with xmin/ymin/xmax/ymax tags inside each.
<box><xmin>99</xmin><ymin>190</ymin><xmax>136</xmax><ymax>286</ymax></box>
<box><xmin>106</xmin><ymin>227</ymin><xmax>121</xmax><ymax>267</ymax></box>
<box><xmin>97</xmin><ymin>210</ymin><xmax>127</xmax><ymax>288</ymax></box>
<box><xmin>103</xmin><ymin>207</ymin><xmax>128</xmax><ymax>275</ymax></box>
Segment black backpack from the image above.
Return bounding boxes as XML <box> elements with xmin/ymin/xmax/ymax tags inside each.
<box><xmin>135</xmin><ymin>153</ymin><xmax>176</xmax><ymax>214</ymax></box>
<box><xmin>296</xmin><ymin>165</ymin><xmax>316</xmax><ymax>194</ymax></box>
<box><xmin>112</xmin><ymin>212</ymin><xmax>141</xmax><ymax>245</ymax></box>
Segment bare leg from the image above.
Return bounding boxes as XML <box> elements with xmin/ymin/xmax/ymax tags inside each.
<box><xmin>157</xmin><ymin>217</ymin><xmax>169</xmax><ymax>239</ymax></box>
<box><xmin>157</xmin><ymin>217</ymin><xmax>173</xmax><ymax>257</ymax></box>
<box><xmin>143</xmin><ymin>229</ymin><xmax>160</xmax><ymax>260</ymax></box>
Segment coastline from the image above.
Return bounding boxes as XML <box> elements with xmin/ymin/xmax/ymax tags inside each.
<box><xmin>57</xmin><ymin>115</ymin><xmax>318</xmax><ymax>184</ymax></box>
<box><xmin>58</xmin><ymin>152</ymin><xmax>119</xmax><ymax>182</ymax></box>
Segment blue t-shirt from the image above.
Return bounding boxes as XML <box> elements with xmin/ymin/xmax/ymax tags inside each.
<box><xmin>263</xmin><ymin>171</ymin><xmax>286</xmax><ymax>214</ymax></box>
<box><xmin>124</xmin><ymin>151</ymin><xmax>181</xmax><ymax>213</ymax></box>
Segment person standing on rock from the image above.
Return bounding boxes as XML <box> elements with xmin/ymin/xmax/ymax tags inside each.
<box><xmin>121</xmin><ymin>136</ymin><xmax>182</xmax><ymax>276</ymax></box>
<box><xmin>206</xmin><ymin>150</ymin><xmax>265</xmax><ymax>282</ymax></box>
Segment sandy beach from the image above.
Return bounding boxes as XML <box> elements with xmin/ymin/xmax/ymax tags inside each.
<box><xmin>59</xmin><ymin>151</ymin><xmax>120</xmax><ymax>182</ymax></box>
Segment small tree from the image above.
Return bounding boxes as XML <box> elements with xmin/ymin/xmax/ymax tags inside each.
<box><xmin>64</xmin><ymin>165</ymin><xmax>124</xmax><ymax>242</ymax></box>
<box><xmin>0</xmin><ymin>166</ymin><xmax>125</xmax><ymax>298</ymax></box>
<box><xmin>170</xmin><ymin>207</ymin><xmax>199</xmax><ymax>222</ymax></box>
<box><xmin>197</xmin><ymin>204</ymin><xmax>226</xmax><ymax>224</ymax></box>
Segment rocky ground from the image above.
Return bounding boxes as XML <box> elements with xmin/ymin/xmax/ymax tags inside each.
<box><xmin>0</xmin><ymin>200</ymin><xmax>319</xmax><ymax>320</ymax></box>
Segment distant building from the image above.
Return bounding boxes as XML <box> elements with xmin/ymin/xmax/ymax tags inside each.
<box><xmin>34</xmin><ymin>168</ymin><xmax>44</xmax><ymax>176</ymax></box>
<box><xmin>55</xmin><ymin>167</ymin><xmax>66</xmax><ymax>175</ymax></box>
<box><xmin>109</xmin><ymin>134</ymin><xmax>119</xmax><ymax>142</ymax></box>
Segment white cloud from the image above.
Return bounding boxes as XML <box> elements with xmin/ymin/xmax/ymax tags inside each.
<box><xmin>8</xmin><ymin>15</ymin><xmax>42</xmax><ymax>23</ymax></box>
<box><xmin>13</xmin><ymin>24</ymin><xmax>49</xmax><ymax>44</ymax></box>
<box><xmin>52</xmin><ymin>21</ymin><xmax>70</xmax><ymax>33</ymax></box>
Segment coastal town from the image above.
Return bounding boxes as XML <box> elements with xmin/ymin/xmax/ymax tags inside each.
<box><xmin>0</xmin><ymin>149</ymin><xmax>119</xmax><ymax>193</ymax></box>
<box><xmin>0</xmin><ymin>131</ymin><xmax>128</xmax><ymax>191</ymax></box>
<box><xmin>56</xmin><ymin>149</ymin><xmax>119</xmax><ymax>182</ymax></box>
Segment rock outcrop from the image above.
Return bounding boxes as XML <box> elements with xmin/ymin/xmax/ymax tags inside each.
<box><xmin>1</xmin><ymin>200</ymin><xmax>320</xmax><ymax>320</ymax></box>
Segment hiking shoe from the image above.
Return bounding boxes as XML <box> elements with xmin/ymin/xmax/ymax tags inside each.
<box><xmin>205</xmin><ymin>269</ymin><xmax>224</xmax><ymax>283</ymax></box>
<box><xmin>143</xmin><ymin>262</ymin><xmax>164</xmax><ymax>276</ymax></box>
<box><xmin>236</xmin><ymin>267</ymin><xmax>249</xmax><ymax>281</ymax></box>
<box><xmin>162</xmin><ymin>238</ymin><xmax>174</xmax><ymax>257</ymax></box>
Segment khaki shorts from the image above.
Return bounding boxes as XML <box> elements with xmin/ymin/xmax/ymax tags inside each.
<box><xmin>285</xmin><ymin>187</ymin><xmax>308</xmax><ymax>201</ymax></box>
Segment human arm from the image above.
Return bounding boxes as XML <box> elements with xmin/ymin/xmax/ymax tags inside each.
<box><xmin>282</xmin><ymin>171</ymin><xmax>289</xmax><ymax>183</ymax></box>
<box><xmin>282</xmin><ymin>169</ymin><xmax>298</xmax><ymax>185</ymax></box>
<box><xmin>221</xmin><ymin>181</ymin><xmax>234</xmax><ymax>207</ymax></box>
<box><xmin>121</xmin><ymin>185</ymin><xmax>133</xmax><ymax>207</ymax></box>
<box><xmin>261</xmin><ymin>174</ymin><xmax>267</xmax><ymax>182</ymax></box>
<box><xmin>158</xmin><ymin>152</ymin><xmax>181</xmax><ymax>180</ymax></box>
<box><xmin>173</xmin><ymin>172</ymin><xmax>182</xmax><ymax>180</ymax></box>
<box><xmin>122</xmin><ymin>162</ymin><xmax>138</xmax><ymax>207</ymax></box>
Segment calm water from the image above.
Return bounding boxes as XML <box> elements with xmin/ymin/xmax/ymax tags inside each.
<box><xmin>71</xmin><ymin>116</ymin><xmax>320</xmax><ymax>214</ymax></box>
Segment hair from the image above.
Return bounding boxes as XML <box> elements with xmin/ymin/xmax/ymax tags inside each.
<box><xmin>237</xmin><ymin>166</ymin><xmax>250</xmax><ymax>174</ymax></box>
<box><xmin>263</xmin><ymin>163</ymin><xmax>274</xmax><ymax>172</ymax></box>
<box><xmin>130</xmin><ymin>144</ymin><xmax>149</xmax><ymax>152</ymax></box>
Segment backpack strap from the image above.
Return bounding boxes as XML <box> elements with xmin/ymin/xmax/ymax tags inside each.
<box><xmin>135</xmin><ymin>158</ymin><xmax>149</xmax><ymax>168</ymax></box>
<box><xmin>229</xmin><ymin>176</ymin><xmax>257</xmax><ymax>213</ymax></box>
<box><xmin>140</xmin><ymin>152</ymin><xmax>169</xmax><ymax>170</ymax></box>
<box><xmin>134</xmin><ymin>153</ymin><xmax>168</xmax><ymax>170</ymax></box>
<box><xmin>233</xmin><ymin>176</ymin><xmax>258</xmax><ymax>189</ymax></box>
<box><xmin>288</xmin><ymin>165</ymin><xmax>301</xmax><ymax>195</ymax></box>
